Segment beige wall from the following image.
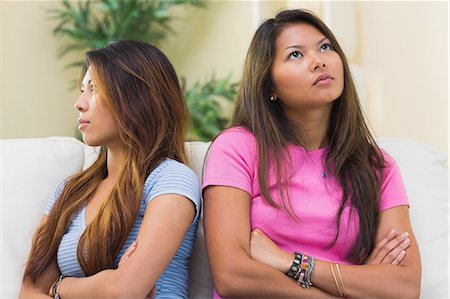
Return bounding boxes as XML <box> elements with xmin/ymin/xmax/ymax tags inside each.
<box><xmin>1</xmin><ymin>1</ymin><xmax>81</xmax><ymax>139</ymax></box>
<box><xmin>1</xmin><ymin>1</ymin><xmax>448</xmax><ymax>156</ymax></box>
<box><xmin>357</xmin><ymin>2</ymin><xmax>448</xmax><ymax>155</ymax></box>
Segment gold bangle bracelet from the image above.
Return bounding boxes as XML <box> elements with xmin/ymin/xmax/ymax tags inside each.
<box><xmin>330</xmin><ymin>262</ymin><xmax>344</xmax><ymax>297</ymax></box>
<box><xmin>335</xmin><ymin>263</ymin><xmax>347</xmax><ymax>297</ymax></box>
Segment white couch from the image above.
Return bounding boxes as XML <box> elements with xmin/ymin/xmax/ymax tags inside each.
<box><xmin>1</xmin><ymin>137</ymin><xmax>448</xmax><ymax>298</ymax></box>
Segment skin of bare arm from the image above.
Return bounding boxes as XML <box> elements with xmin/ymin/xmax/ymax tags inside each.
<box><xmin>204</xmin><ymin>185</ymin><xmax>340</xmax><ymax>298</ymax></box>
<box><xmin>250</xmin><ymin>206</ymin><xmax>421</xmax><ymax>299</ymax></box>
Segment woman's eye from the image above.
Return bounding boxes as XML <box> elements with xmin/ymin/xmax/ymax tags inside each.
<box><xmin>320</xmin><ymin>43</ymin><xmax>332</xmax><ymax>52</ymax></box>
<box><xmin>288</xmin><ymin>51</ymin><xmax>302</xmax><ymax>60</ymax></box>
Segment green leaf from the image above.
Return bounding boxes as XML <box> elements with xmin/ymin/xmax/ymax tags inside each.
<box><xmin>49</xmin><ymin>0</ymin><xmax>239</xmax><ymax>142</ymax></box>
<box><xmin>183</xmin><ymin>74</ymin><xmax>238</xmax><ymax>141</ymax></box>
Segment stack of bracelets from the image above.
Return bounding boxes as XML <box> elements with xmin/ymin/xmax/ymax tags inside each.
<box><xmin>330</xmin><ymin>262</ymin><xmax>347</xmax><ymax>297</ymax></box>
<box><xmin>285</xmin><ymin>252</ymin><xmax>315</xmax><ymax>288</ymax></box>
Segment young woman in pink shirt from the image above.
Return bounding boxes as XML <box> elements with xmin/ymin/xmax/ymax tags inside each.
<box><xmin>203</xmin><ymin>9</ymin><xmax>421</xmax><ymax>298</ymax></box>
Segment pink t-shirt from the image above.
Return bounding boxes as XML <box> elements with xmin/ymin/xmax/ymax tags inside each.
<box><xmin>203</xmin><ymin>127</ymin><xmax>409</xmax><ymax>297</ymax></box>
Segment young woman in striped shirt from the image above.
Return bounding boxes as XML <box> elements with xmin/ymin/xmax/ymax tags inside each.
<box><xmin>20</xmin><ymin>40</ymin><xmax>201</xmax><ymax>299</ymax></box>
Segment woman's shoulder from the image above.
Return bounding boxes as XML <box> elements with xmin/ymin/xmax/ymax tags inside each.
<box><xmin>213</xmin><ymin>126</ymin><xmax>257</xmax><ymax>147</ymax></box>
<box><xmin>205</xmin><ymin>126</ymin><xmax>258</xmax><ymax>173</ymax></box>
<box><xmin>44</xmin><ymin>179</ymin><xmax>69</xmax><ymax>215</ymax></box>
<box><xmin>378</xmin><ymin>148</ymin><xmax>398</xmax><ymax>168</ymax></box>
<box><xmin>143</xmin><ymin>158</ymin><xmax>201</xmax><ymax>211</ymax></box>
<box><xmin>219</xmin><ymin>125</ymin><xmax>254</xmax><ymax>137</ymax></box>
<box><xmin>146</xmin><ymin>158</ymin><xmax>199</xmax><ymax>183</ymax></box>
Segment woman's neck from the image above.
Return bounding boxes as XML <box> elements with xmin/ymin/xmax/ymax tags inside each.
<box><xmin>284</xmin><ymin>106</ymin><xmax>331</xmax><ymax>151</ymax></box>
<box><xmin>105</xmin><ymin>146</ymin><xmax>125</xmax><ymax>182</ymax></box>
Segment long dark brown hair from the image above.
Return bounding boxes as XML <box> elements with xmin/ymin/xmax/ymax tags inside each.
<box><xmin>231</xmin><ymin>9</ymin><xmax>385</xmax><ymax>264</ymax></box>
<box><xmin>24</xmin><ymin>40</ymin><xmax>188</xmax><ymax>281</ymax></box>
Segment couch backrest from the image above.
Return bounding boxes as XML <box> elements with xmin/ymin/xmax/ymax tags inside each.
<box><xmin>1</xmin><ymin>137</ymin><xmax>96</xmax><ymax>297</ymax></box>
<box><xmin>1</xmin><ymin>137</ymin><xmax>448</xmax><ymax>298</ymax></box>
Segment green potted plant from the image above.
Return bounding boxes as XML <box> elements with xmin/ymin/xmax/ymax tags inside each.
<box><xmin>50</xmin><ymin>0</ymin><xmax>237</xmax><ymax>141</ymax></box>
<box><xmin>182</xmin><ymin>75</ymin><xmax>237</xmax><ymax>141</ymax></box>
<box><xmin>51</xmin><ymin>0</ymin><xmax>206</xmax><ymax>67</ymax></box>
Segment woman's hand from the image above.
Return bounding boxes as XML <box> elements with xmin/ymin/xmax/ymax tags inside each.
<box><xmin>365</xmin><ymin>229</ymin><xmax>411</xmax><ymax>265</ymax></box>
<box><xmin>118</xmin><ymin>241</ymin><xmax>156</xmax><ymax>299</ymax></box>
<box><xmin>250</xmin><ymin>229</ymin><xmax>293</xmax><ymax>273</ymax></box>
<box><xmin>118</xmin><ymin>241</ymin><xmax>138</xmax><ymax>267</ymax></box>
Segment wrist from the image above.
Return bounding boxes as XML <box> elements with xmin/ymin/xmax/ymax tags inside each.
<box><xmin>280</xmin><ymin>252</ymin><xmax>295</xmax><ymax>273</ymax></box>
<box><xmin>285</xmin><ymin>252</ymin><xmax>316</xmax><ymax>288</ymax></box>
<box><xmin>51</xmin><ymin>275</ymin><xmax>65</xmax><ymax>299</ymax></box>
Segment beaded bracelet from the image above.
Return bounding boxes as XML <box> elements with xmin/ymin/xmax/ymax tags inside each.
<box><xmin>285</xmin><ymin>252</ymin><xmax>315</xmax><ymax>288</ymax></box>
<box><xmin>51</xmin><ymin>275</ymin><xmax>65</xmax><ymax>299</ymax></box>
<box><xmin>302</xmin><ymin>255</ymin><xmax>315</xmax><ymax>288</ymax></box>
<box><xmin>286</xmin><ymin>252</ymin><xmax>303</xmax><ymax>278</ymax></box>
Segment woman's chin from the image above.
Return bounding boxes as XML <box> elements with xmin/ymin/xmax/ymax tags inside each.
<box><xmin>81</xmin><ymin>136</ymin><xmax>100</xmax><ymax>147</ymax></box>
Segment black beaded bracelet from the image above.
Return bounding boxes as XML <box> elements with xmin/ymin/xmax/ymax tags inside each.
<box><xmin>285</xmin><ymin>252</ymin><xmax>303</xmax><ymax>278</ymax></box>
<box><xmin>285</xmin><ymin>252</ymin><xmax>315</xmax><ymax>288</ymax></box>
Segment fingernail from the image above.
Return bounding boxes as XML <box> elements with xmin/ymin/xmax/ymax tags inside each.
<box><xmin>390</xmin><ymin>229</ymin><xmax>397</xmax><ymax>235</ymax></box>
<box><xmin>403</xmin><ymin>238</ymin><xmax>411</xmax><ymax>245</ymax></box>
<box><xmin>401</xmin><ymin>232</ymin><xmax>409</xmax><ymax>238</ymax></box>
<box><xmin>399</xmin><ymin>250</ymin><xmax>406</xmax><ymax>256</ymax></box>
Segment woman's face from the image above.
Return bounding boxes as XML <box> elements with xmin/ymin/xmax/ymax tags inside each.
<box><xmin>74</xmin><ymin>67</ymin><xmax>121</xmax><ymax>148</ymax></box>
<box><xmin>271</xmin><ymin>23</ymin><xmax>344</xmax><ymax>113</ymax></box>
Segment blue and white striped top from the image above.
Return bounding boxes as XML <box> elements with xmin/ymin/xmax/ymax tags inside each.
<box><xmin>45</xmin><ymin>158</ymin><xmax>201</xmax><ymax>298</ymax></box>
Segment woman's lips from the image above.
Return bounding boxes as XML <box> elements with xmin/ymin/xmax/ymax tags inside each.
<box><xmin>78</xmin><ymin>119</ymin><xmax>90</xmax><ymax>130</ymax></box>
<box><xmin>313</xmin><ymin>74</ymin><xmax>333</xmax><ymax>85</ymax></box>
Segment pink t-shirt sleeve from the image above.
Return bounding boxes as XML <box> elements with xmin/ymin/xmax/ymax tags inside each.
<box><xmin>202</xmin><ymin>127</ymin><xmax>256</xmax><ymax>195</ymax></box>
<box><xmin>379</xmin><ymin>152</ymin><xmax>409</xmax><ymax>211</ymax></box>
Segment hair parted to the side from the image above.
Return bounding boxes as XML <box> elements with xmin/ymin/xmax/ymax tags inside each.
<box><xmin>231</xmin><ymin>9</ymin><xmax>385</xmax><ymax>264</ymax></box>
<box><xmin>24</xmin><ymin>40</ymin><xmax>188</xmax><ymax>281</ymax></box>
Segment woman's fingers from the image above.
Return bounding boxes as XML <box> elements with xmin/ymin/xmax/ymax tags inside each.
<box><xmin>377</xmin><ymin>232</ymin><xmax>410</xmax><ymax>264</ymax></box>
<box><xmin>391</xmin><ymin>249</ymin><xmax>407</xmax><ymax>265</ymax></box>
<box><xmin>146</xmin><ymin>287</ymin><xmax>156</xmax><ymax>298</ymax></box>
<box><xmin>382</xmin><ymin>236</ymin><xmax>411</xmax><ymax>264</ymax></box>
<box><xmin>118</xmin><ymin>241</ymin><xmax>138</xmax><ymax>267</ymax></box>
<box><xmin>366</xmin><ymin>229</ymin><xmax>397</xmax><ymax>264</ymax></box>
<box><xmin>366</xmin><ymin>230</ymin><xmax>410</xmax><ymax>265</ymax></box>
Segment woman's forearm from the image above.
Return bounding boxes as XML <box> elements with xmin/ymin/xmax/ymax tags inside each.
<box><xmin>57</xmin><ymin>270</ymin><xmax>120</xmax><ymax>299</ymax></box>
<box><xmin>313</xmin><ymin>261</ymin><xmax>421</xmax><ymax>299</ymax></box>
<box><xmin>57</xmin><ymin>267</ymin><xmax>155</xmax><ymax>299</ymax></box>
<box><xmin>268</xmin><ymin>249</ymin><xmax>420</xmax><ymax>298</ymax></box>
<box><xmin>250</xmin><ymin>226</ymin><xmax>421</xmax><ymax>298</ymax></box>
<box><xmin>212</xmin><ymin>251</ymin><xmax>339</xmax><ymax>298</ymax></box>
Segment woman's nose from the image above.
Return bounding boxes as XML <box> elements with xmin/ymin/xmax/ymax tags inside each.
<box><xmin>74</xmin><ymin>93</ymin><xmax>87</xmax><ymax>112</ymax></box>
<box><xmin>313</xmin><ymin>62</ymin><xmax>326</xmax><ymax>71</ymax></box>
<box><xmin>310</xmin><ymin>54</ymin><xmax>326</xmax><ymax>71</ymax></box>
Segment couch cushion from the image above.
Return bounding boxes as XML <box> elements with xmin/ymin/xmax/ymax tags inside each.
<box><xmin>379</xmin><ymin>139</ymin><xmax>448</xmax><ymax>298</ymax></box>
<box><xmin>185</xmin><ymin>141</ymin><xmax>214</xmax><ymax>299</ymax></box>
<box><xmin>0</xmin><ymin>137</ymin><xmax>92</xmax><ymax>298</ymax></box>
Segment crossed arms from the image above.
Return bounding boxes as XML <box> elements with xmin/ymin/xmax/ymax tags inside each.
<box><xmin>204</xmin><ymin>186</ymin><xmax>421</xmax><ymax>299</ymax></box>
<box><xmin>19</xmin><ymin>194</ymin><xmax>196</xmax><ymax>299</ymax></box>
